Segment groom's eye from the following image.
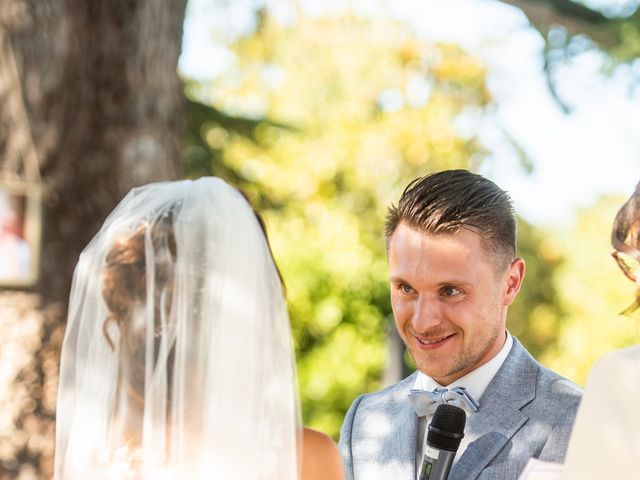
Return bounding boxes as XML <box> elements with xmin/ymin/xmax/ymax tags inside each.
<box><xmin>400</xmin><ymin>283</ymin><xmax>414</xmax><ymax>294</ymax></box>
<box><xmin>441</xmin><ymin>286</ymin><xmax>461</xmax><ymax>297</ymax></box>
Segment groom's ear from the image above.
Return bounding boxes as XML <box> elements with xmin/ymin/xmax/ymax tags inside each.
<box><xmin>502</xmin><ymin>257</ymin><xmax>525</xmax><ymax>306</ymax></box>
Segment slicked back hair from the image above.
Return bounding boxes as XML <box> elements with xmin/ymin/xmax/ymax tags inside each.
<box><xmin>385</xmin><ymin>169</ymin><xmax>517</xmax><ymax>271</ymax></box>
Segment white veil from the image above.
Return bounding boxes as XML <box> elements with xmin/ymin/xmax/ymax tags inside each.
<box><xmin>55</xmin><ymin>177</ymin><xmax>300</xmax><ymax>479</ymax></box>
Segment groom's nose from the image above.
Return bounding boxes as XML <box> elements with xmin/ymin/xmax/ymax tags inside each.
<box><xmin>411</xmin><ymin>294</ymin><xmax>444</xmax><ymax>333</ymax></box>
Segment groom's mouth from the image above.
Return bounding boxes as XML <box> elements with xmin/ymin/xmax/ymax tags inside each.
<box><xmin>413</xmin><ymin>333</ymin><xmax>455</xmax><ymax>350</ymax></box>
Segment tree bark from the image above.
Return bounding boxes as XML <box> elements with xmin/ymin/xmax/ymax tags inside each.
<box><xmin>0</xmin><ymin>0</ymin><xmax>187</xmax><ymax>477</ymax></box>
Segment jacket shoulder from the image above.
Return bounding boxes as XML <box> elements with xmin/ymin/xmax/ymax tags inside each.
<box><xmin>509</xmin><ymin>336</ymin><xmax>582</xmax><ymax>407</ymax></box>
<box><xmin>535</xmin><ymin>364</ymin><xmax>582</xmax><ymax>405</ymax></box>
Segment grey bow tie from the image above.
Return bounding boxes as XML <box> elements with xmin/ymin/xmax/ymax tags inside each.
<box><xmin>408</xmin><ymin>386</ymin><xmax>480</xmax><ymax>417</ymax></box>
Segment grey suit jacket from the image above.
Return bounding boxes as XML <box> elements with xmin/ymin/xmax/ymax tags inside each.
<box><xmin>339</xmin><ymin>337</ymin><xmax>582</xmax><ymax>480</ymax></box>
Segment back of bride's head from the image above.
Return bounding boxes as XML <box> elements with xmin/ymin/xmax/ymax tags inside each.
<box><xmin>55</xmin><ymin>178</ymin><xmax>299</xmax><ymax>479</ymax></box>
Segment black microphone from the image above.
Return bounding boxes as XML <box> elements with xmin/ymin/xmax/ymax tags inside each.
<box><xmin>419</xmin><ymin>404</ymin><xmax>466</xmax><ymax>480</ymax></box>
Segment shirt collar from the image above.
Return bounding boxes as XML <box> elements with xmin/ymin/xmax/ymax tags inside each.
<box><xmin>413</xmin><ymin>331</ymin><xmax>513</xmax><ymax>402</ymax></box>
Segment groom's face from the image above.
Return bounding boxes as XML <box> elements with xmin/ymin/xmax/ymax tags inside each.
<box><xmin>388</xmin><ymin>222</ymin><xmax>523</xmax><ymax>386</ymax></box>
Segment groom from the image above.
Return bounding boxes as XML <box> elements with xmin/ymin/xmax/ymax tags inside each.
<box><xmin>339</xmin><ymin>170</ymin><xmax>582</xmax><ymax>480</ymax></box>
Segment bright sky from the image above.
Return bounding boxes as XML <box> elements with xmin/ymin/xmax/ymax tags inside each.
<box><xmin>180</xmin><ymin>0</ymin><xmax>640</xmax><ymax>228</ymax></box>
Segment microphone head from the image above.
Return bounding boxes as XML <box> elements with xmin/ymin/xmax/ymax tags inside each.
<box><xmin>427</xmin><ymin>404</ymin><xmax>466</xmax><ymax>452</ymax></box>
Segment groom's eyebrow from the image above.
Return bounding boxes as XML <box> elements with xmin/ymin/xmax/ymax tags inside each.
<box><xmin>435</xmin><ymin>278</ymin><xmax>474</xmax><ymax>288</ymax></box>
<box><xmin>389</xmin><ymin>275</ymin><xmax>473</xmax><ymax>286</ymax></box>
<box><xmin>389</xmin><ymin>276</ymin><xmax>409</xmax><ymax>284</ymax></box>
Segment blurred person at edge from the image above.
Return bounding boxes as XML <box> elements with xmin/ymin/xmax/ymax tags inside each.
<box><xmin>54</xmin><ymin>177</ymin><xmax>344</xmax><ymax>480</ymax></box>
<box><xmin>0</xmin><ymin>192</ymin><xmax>30</xmax><ymax>278</ymax></box>
<box><xmin>339</xmin><ymin>170</ymin><xmax>582</xmax><ymax>480</ymax></box>
<box><xmin>562</xmin><ymin>181</ymin><xmax>640</xmax><ymax>479</ymax></box>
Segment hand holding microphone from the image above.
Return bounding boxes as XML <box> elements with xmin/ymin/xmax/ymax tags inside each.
<box><xmin>419</xmin><ymin>404</ymin><xmax>466</xmax><ymax>480</ymax></box>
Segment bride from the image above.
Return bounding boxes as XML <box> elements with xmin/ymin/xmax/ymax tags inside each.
<box><xmin>54</xmin><ymin>177</ymin><xmax>344</xmax><ymax>479</ymax></box>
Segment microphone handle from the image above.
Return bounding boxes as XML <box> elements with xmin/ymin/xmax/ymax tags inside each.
<box><xmin>419</xmin><ymin>445</ymin><xmax>456</xmax><ymax>480</ymax></box>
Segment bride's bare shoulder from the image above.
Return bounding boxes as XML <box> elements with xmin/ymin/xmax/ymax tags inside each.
<box><xmin>301</xmin><ymin>428</ymin><xmax>345</xmax><ymax>480</ymax></box>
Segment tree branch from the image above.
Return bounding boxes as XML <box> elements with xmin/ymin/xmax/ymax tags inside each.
<box><xmin>499</xmin><ymin>0</ymin><xmax>628</xmax><ymax>49</ymax></box>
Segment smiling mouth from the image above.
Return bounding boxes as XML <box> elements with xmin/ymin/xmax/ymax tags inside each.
<box><xmin>414</xmin><ymin>334</ymin><xmax>455</xmax><ymax>348</ymax></box>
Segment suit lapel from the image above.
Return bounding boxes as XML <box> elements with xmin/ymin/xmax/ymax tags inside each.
<box><xmin>449</xmin><ymin>338</ymin><xmax>538</xmax><ymax>480</ymax></box>
<box><xmin>355</xmin><ymin>372</ymin><xmax>420</xmax><ymax>480</ymax></box>
<box><xmin>395</xmin><ymin>387</ymin><xmax>420</xmax><ymax>479</ymax></box>
<box><xmin>389</xmin><ymin>374</ymin><xmax>420</xmax><ymax>479</ymax></box>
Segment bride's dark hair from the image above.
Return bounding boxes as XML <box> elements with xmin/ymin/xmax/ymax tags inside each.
<box><xmin>102</xmin><ymin>212</ymin><xmax>177</xmax><ymax>350</ymax></box>
<box><xmin>101</xmin><ymin>205</ymin><xmax>282</xmax><ymax>351</ymax></box>
<box><xmin>100</xmin><ymin>211</ymin><xmax>178</xmax><ymax>450</ymax></box>
<box><xmin>99</xmin><ymin>199</ymin><xmax>284</xmax><ymax>451</ymax></box>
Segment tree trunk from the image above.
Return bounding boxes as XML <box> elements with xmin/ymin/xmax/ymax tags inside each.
<box><xmin>0</xmin><ymin>0</ymin><xmax>187</xmax><ymax>477</ymax></box>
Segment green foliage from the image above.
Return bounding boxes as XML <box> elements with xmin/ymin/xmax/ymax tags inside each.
<box><xmin>183</xmin><ymin>4</ymin><xmax>640</xmax><ymax>438</ymax></box>
<box><xmin>184</xmin><ymin>9</ymin><xmax>608</xmax><ymax>438</ymax></box>
<box><xmin>508</xmin><ymin>195</ymin><xmax>640</xmax><ymax>387</ymax></box>
<box><xmin>184</xmin><ymin>11</ymin><xmax>495</xmax><ymax>437</ymax></box>
<box><xmin>509</xmin><ymin>219</ymin><xmax>565</xmax><ymax>360</ymax></box>
<box><xmin>541</xmin><ymin>195</ymin><xmax>640</xmax><ymax>384</ymax></box>
<box><xmin>611</xmin><ymin>15</ymin><xmax>640</xmax><ymax>62</ymax></box>
<box><xmin>505</xmin><ymin>0</ymin><xmax>640</xmax><ymax>64</ymax></box>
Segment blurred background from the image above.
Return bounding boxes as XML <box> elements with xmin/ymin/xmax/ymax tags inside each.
<box><xmin>0</xmin><ymin>0</ymin><xmax>639</xmax><ymax>477</ymax></box>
